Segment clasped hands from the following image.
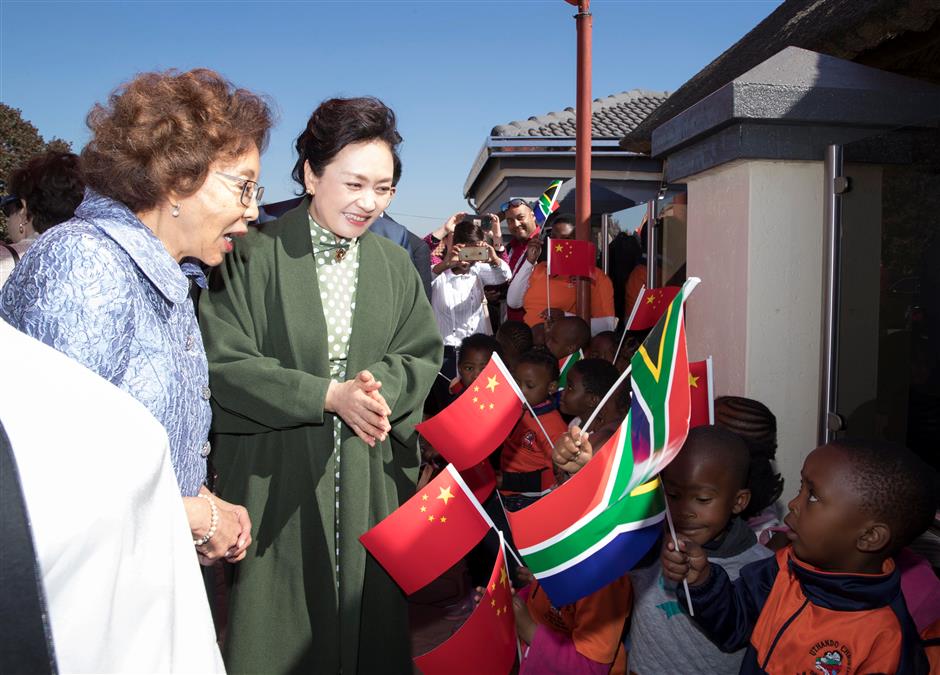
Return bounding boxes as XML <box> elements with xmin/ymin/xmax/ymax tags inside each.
<box><xmin>325</xmin><ymin>370</ymin><xmax>392</xmax><ymax>447</ymax></box>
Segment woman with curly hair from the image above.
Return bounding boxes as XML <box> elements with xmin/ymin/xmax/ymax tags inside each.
<box><xmin>199</xmin><ymin>96</ymin><xmax>442</xmax><ymax>674</ymax></box>
<box><xmin>0</xmin><ymin>150</ymin><xmax>84</xmax><ymax>286</ymax></box>
<box><xmin>1</xmin><ymin>69</ymin><xmax>273</xmax><ymax>566</ymax></box>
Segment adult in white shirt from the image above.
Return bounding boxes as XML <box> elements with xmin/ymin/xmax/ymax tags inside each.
<box><xmin>427</xmin><ymin>220</ymin><xmax>512</xmax><ymax>411</ymax></box>
<box><xmin>0</xmin><ymin>318</ymin><xmax>224</xmax><ymax>673</ymax></box>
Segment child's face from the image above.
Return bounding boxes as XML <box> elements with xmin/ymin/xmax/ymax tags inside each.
<box><xmin>458</xmin><ymin>347</ymin><xmax>491</xmax><ymax>388</ymax></box>
<box><xmin>559</xmin><ymin>369</ymin><xmax>596</xmax><ymax>419</ymax></box>
<box><xmin>784</xmin><ymin>445</ymin><xmax>878</xmax><ymax>573</ymax></box>
<box><xmin>662</xmin><ymin>448</ymin><xmax>750</xmax><ymax>546</ymax></box>
<box><xmin>513</xmin><ymin>362</ymin><xmax>557</xmax><ymax>406</ymax></box>
<box><xmin>544</xmin><ymin>329</ymin><xmax>571</xmax><ymax>360</ymax></box>
<box><xmin>587</xmin><ymin>335</ymin><xmax>616</xmax><ymax>363</ymax></box>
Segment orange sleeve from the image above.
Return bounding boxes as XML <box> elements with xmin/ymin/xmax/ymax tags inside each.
<box><xmin>523</xmin><ymin>264</ymin><xmax>549</xmax><ymax>327</ymax></box>
<box><xmin>591</xmin><ymin>271</ymin><xmax>615</xmax><ymax>318</ymax></box>
<box><xmin>625</xmin><ymin>265</ymin><xmax>646</xmax><ymax>315</ymax></box>
<box><xmin>570</xmin><ymin>575</ymin><xmax>632</xmax><ymax>666</ymax></box>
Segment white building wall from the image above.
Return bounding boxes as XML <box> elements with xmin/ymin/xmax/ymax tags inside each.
<box><xmin>685</xmin><ymin>159</ymin><xmax>824</xmax><ymax>503</ymax></box>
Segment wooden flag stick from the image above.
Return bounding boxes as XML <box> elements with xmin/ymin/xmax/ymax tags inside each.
<box><xmin>580</xmin><ymin>364</ymin><xmax>632</xmax><ymax>436</ymax></box>
<box><xmin>498</xmin><ymin>530</ymin><xmax>524</xmax><ymax>666</ymax></box>
<box><xmin>613</xmin><ymin>285</ymin><xmax>645</xmax><ymax>364</ymax></box>
<box><xmin>523</xmin><ymin>399</ymin><xmax>556</xmax><ymax>450</ymax></box>
<box><xmin>660</xmin><ymin>479</ymin><xmax>694</xmax><ymax>616</ymax></box>
<box><xmin>493</xmin><ymin>493</ymin><xmax>526</xmax><ymax>569</ymax></box>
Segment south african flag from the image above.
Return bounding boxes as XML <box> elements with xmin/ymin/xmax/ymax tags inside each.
<box><xmin>534</xmin><ymin>179</ymin><xmax>563</xmax><ymax>226</ymax></box>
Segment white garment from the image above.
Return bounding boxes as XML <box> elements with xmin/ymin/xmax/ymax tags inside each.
<box><xmin>431</xmin><ymin>259</ymin><xmax>512</xmax><ymax>346</ymax></box>
<box><xmin>0</xmin><ymin>237</ymin><xmax>34</xmax><ymax>289</ymax></box>
<box><xmin>0</xmin><ymin>318</ymin><xmax>224</xmax><ymax>674</ymax></box>
<box><xmin>506</xmin><ymin>258</ymin><xmax>535</xmax><ymax>309</ymax></box>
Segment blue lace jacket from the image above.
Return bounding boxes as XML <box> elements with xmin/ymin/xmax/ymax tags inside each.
<box><xmin>0</xmin><ymin>191</ymin><xmax>211</xmax><ymax>496</ymax></box>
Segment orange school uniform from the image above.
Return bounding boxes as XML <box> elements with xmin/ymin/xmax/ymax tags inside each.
<box><xmin>522</xmin><ymin>263</ymin><xmax>615</xmax><ymax>328</ymax></box>
<box><xmin>524</xmin><ymin>576</ymin><xmax>631</xmax><ymax>674</ymax></box>
<box><xmin>685</xmin><ymin>546</ymin><xmax>930</xmax><ymax>674</ymax></box>
<box><xmin>499</xmin><ymin>401</ymin><xmax>568</xmax><ymax>496</ymax></box>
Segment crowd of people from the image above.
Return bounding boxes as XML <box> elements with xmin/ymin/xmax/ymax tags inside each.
<box><xmin>0</xmin><ymin>66</ymin><xmax>938</xmax><ymax>674</ymax></box>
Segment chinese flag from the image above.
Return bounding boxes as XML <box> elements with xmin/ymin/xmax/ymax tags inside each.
<box><xmin>413</xmin><ymin>538</ymin><xmax>516</xmax><ymax>675</ymax></box>
<box><xmin>547</xmin><ymin>238</ymin><xmax>596</xmax><ymax>278</ymax></box>
<box><xmin>461</xmin><ymin>461</ymin><xmax>496</xmax><ymax>504</ymax></box>
<box><xmin>625</xmin><ymin>285</ymin><xmax>681</xmax><ymax>331</ymax></box>
<box><xmin>689</xmin><ymin>357</ymin><xmax>714</xmax><ymax>428</ymax></box>
<box><xmin>417</xmin><ymin>353</ymin><xmax>524</xmax><ymax>470</ymax></box>
<box><xmin>360</xmin><ymin>464</ymin><xmax>493</xmax><ymax>595</ymax></box>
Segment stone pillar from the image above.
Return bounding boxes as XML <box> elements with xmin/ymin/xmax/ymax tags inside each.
<box><xmin>685</xmin><ymin>159</ymin><xmax>824</xmax><ymax>500</ymax></box>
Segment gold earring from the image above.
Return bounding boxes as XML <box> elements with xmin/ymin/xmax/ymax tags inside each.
<box><xmin>171</xmin><ymin>203</ymin><xmax>181</xmax><ymax>217</ymax></box>
<box><xmin>18</xmin><ymin>224</ymin><xmax>25</xmax><ymax>234</ymax></box>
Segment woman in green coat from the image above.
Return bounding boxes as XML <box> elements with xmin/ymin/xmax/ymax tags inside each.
<box><xmin>199</xmin><ymin>97</ymin><xmax>443</xmax><ymax>674</ymax></box>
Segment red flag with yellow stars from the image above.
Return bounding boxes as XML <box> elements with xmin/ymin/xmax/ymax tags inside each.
<box><xmin>689</xmin><ymin>357</ymin><xmax>714</xmax><ymax>428</ymax></box>
<box><xmin>360</xmin><ymin>464</ymin><xmax>494</xmax><ymax>595</ymax></box>
<box><xmin>624</xmin><ymin>285</ymin><xmax>681</xmax><ymax>331</ymax></box>
<box><xmin>416</xmin><ymin>353</ymin><xmax>525</xmax><ymax>471</ymax></box>
<box><xmin>547</xmin><ymin>237</ymin><xmax>596</xmax><ymax>278</ymax></box>
<box><xmin>413</xmin><ymin>535</ymin><xmax>516</xmax><ymax>674</ymax></box>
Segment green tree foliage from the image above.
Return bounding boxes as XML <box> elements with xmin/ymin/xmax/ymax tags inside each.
<box><xmin>0</xmin><ymin>103</ymin><xmax>73</xmax><ymax>239</ymax></box>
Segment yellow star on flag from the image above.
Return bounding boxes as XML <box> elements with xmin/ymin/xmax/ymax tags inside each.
<box><xmin>489</xmin><ymin>582</ymin><xmax>496</xmax><ymax>591</ymax></box>
<box><xmin>499</xmin><ymin>568</ymin><xmax>508</xmax><ymax>587</ymax></box>
<box><xmin>486</xmin><ymin>376</ymin><xmax>499</xmax><ymax>393</ymax></box>
<box><xmin>491</xmin><ymin>598</ymin><xmax>496</xmax><ymax>607</ymax></box>
<box><xmin>421</xmin><ymin>494</ymin><xmax>428</xmax><ymax>501</ymax></box>
<box><xmin>555</xmin><ymin>244</ymin><xmax>563</xmax><ymax>253</ymax></box>
<box><xmin>472</xmin><ymin>396</ymin><xmax>479</xmax><ymax>403</ymax></box>
<box><xmin>428</xmin><ymin>515</ymin><xmax>435</xmax><ymax>522</ymax></box>
<box><xmin>646</xmin><ymin>294</ymin><xmax>656</xmax><ymax>305</ymax></box>
<box><xmin>437</xmin><ymin>486</ymin><xmax>454</xmax><ymax>505</ymax></box>
<box><xmin>488</xmin><ymin>403</ymin><xmax>495</xmax><ymax>410</ymax></box>
<box><xmin>473</xmin><ymin>386</ymin><xmax>480</xmax><ymax>393</ymax></box>
<box><xmin>440</xmin><ymin>517</ymin><xmax>447</xmax><ymax>524</ymax></box>
<box><xmin>689</xmin><ymin>374</ymin><xmax>700</xmax><ymax>388</ymax></box>
<box><xmin>420</xmin><ymin>505</ymin><xmax>427</xmax><ymax>513</ymax></box>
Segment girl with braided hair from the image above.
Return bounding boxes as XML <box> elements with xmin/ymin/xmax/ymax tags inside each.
<box><xmin>714</xmin><ymin>396</ymin><xmax>786</xmax><ymax>546</ymax></box>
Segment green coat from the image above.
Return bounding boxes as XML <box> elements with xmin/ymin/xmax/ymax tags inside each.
<box><xmin>198</xmin><ymin>199</ymin><xmax>443</xmax><ymax>674</ymax></box>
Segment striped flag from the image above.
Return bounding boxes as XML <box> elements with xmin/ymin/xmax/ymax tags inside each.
<box><xmin>534</xmin><ymin>179</ymin><xmax>563</xmax><ymax>226</ymax></box>
<box><xmin>557</xmin><ymin>349</ymin><xmax>583</xmax><ymax>389</ymax></box>
<box><xmin>507</xmin><ymin>417</ymin><xmax>665</xmax><ymax>606</ymax></box>
<box><xmin>628</xmin><ymin>277</ymin><xmax>698</xmax><ymax>490</ymax></box>
<box><xmin>505</xmin><ymin>277</ymin><xmax>699</xmax><ymax>606</ymax></box>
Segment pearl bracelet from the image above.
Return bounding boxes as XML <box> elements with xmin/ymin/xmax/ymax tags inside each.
<box><xmin>193</xmin><ymin>493</ymin><xmax>219</xmax><ymax>547</ymax></box>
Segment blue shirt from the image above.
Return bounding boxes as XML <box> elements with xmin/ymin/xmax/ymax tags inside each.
<box><xmin>0</xmin><ymin>191</ymin><xmax>211</xmax><ymax>496</ymax></box>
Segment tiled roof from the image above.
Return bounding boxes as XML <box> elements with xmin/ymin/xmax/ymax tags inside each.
<box><xmin>490</xmin><ymin>89</ymin><xmax>669</xmax><ymax>138</ymax></box>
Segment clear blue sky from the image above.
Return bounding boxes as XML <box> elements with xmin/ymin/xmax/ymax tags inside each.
<box><xmin>1</xmin><ymin>0</ymin><xmax>781</xmax><ymax>235</ymax></box>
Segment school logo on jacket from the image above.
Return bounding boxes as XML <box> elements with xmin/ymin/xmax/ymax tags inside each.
<box><xmin>809</xmin><ymin>639</ymin><xmax>851</xmax><ymax>674</ymax></box>
<box><xmin>522</xmin><ymin>430</ymin><xmax>537</xmax><ymax>451</ymax></box>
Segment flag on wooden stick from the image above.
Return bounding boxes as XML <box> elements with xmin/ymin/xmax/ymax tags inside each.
<box><xmin>413</xmin><ymin>533</ymin><xmax>517</xmax><ymax>674</ymax></box>
<box><xmin>416</xmin><ymin>354</ymin><xmax>525</xmax><ymax>470</ymax></box>
<box><xmin>624</xmin><ymin>285</ymin><xmax>681</xmax><ymax>331</ymax></box>
<box><xmin>360</xmin><ymin>464</ymin><xmax>494</xmax><ymax>595</ymax></box>
<box><xmin>688</xmin><ymin>357</ymin><xmax>714</xmax><ymax>428</ymax></box>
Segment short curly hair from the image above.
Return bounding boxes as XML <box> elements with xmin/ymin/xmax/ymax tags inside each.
<box><xmin>9</xmin><ymin>151</ymin><xmax>84</xmax><ymax>233</ymax></box>
<box><xmin>81</xmin><ymin>68</ymin><xmax>273</xmax><ymax>213</ymax></box>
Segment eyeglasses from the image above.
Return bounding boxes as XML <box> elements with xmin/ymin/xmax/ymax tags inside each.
<box><xmin>1</xmin><ymin>195</ymin><xmax>21</xmax><ymax>218</ymax></box>
<box><xmin>500</xmin><ymin>198</ymin><xmax>530</xmax><ymax>212</ymax></box>
<box><xmin>215</xmin><ymin>172</ymin><xmax>264</xmax><ymax>208</ymax></box>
